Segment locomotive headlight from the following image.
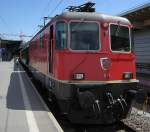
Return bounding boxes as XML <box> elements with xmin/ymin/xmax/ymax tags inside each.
<box><xmin>73</xmin><ymin>73</ymin><xmax>84</xmax><ymax>80</ymax></box>
<box><xmin>123</xmin><ymin>72</ymin><xmax>133</xmax><ymax>80</ymax></box>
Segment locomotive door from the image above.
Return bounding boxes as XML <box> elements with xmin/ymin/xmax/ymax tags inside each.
<box><xmin>49</xmin><ymin>25</ymin><xmax>53</xmax><ymax>73</ymax></box>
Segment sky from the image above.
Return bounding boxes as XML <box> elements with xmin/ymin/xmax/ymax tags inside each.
<box><xmin>0</xmin><ymin>0</ymin><xmax>149</xmax><ymax>41</ymax></box>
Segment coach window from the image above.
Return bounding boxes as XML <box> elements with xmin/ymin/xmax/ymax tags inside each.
<box><xmin>40</xmin><ymin>33</ymin><xmax>44</xmax><ymax>48</ymax></box>
<box><xmin>56</xmin><ymin>22</ymin><xmax>67</xmax><ymax>50</ymax></box>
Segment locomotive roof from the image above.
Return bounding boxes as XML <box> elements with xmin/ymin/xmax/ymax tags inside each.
<box><xmin>54</xmin><ymin>12</ymin><xmax>131</xmax><ymax>25</ymax></box>
<box><xmin>30</xmin><ymin>12</ymin><xmax>130</xmax><ymax>42</ymax></box>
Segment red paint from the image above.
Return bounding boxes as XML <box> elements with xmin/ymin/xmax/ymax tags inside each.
<box><xmin>29</xmin><ymin>18</ymin><xmax>136</xmax><ymax>82</ymax></box>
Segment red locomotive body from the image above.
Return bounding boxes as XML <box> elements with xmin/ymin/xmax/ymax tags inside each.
<box><xmin>28</xmin><ymin>5</ymin><xmax>138</xmax><ymax>124</ymax></box>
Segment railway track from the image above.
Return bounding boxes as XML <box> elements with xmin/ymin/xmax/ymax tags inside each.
<box><xmin>117</xmin><ymin>121</ymin><xmax>136</xmax><ymax>132</ymax></box>
<box><xmin>25</xmin><ymin>72</ymin><xmax>136</xmax><ymax>132</ymax></box>
<box><xmin>23</xmin><ymin>66</ymin><xmax>150</xmax><ymax>132</ymax></box>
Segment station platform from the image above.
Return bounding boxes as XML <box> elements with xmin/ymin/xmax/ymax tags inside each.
<box><xmin>0</xmin><ymin>61</ymin><xmax>63</xmax><ymax>132</ymax></box>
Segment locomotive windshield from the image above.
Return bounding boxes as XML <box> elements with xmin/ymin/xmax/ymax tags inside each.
<box><xmin>110</xmin><ymin>24</ymin><xmax>131</xmax><ymax>52</ymax></box>
<box><xmin>70</xmin><ymin>22</ymin><xmax>99</xmax><ymax>50</ymax></box>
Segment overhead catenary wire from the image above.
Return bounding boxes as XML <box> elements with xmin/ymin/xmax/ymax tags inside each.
<box><xmin>0</xmin><ymin>15</ymin><xmax>14</xmax><ymax>34</ymax></box>
<box><xmin>31</xmin><ymin>0</ymin><xmax>64</xmax><ymax>37</ymax></box>
<box><xmin>0</xmin><ymin>34</ymin><xmax>5</xmax><ymax>39</ymax></box>
<box><xmin>0</xmin><ymin>15</ymin><xmax>8</xmax><ymax>28</ymax></box>
<box><xmin>41</xmin><ymin>0</ymin><xmax>53</xmax><ymax>17</ymax></box>
<box><xmin>39</xmin><ymin>0</ymin><xmax>54</xmax><ymax>22</ymax></box>
<box><xmin>31</xmin><ymin>0</ymin><xmax>54</xmax><ymax>37</ymax></box>
<box><xmin>49</xmin><ymin>0</ymin><xmax>64</xmax><ymax>16</ymax></box>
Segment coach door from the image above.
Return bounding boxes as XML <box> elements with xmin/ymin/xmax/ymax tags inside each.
<box><xmin>49</xmin><ymin>25</ymin><xmax>53</xmax><ymax>73</ymax></box>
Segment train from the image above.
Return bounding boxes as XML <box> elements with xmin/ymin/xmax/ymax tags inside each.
<box><xmin>20</xmin><ymin>2</ymin><xmax>140</xmax><ymax>124</ymax></box>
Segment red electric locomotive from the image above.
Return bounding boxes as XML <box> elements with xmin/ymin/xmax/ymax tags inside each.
<box><xmin>28</xmin><ymin>2</ymin><xmax>138</xmax><ymax>124</ymax></box>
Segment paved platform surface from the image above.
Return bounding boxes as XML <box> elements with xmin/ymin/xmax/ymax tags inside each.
<box><xmin>0</xmin><ymin>61</ymin><xmax>63</xmax><ymax>132</ymax></box>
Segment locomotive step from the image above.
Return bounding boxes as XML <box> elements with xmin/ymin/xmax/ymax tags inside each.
<box><xmin>0</xmin><ymin>61</ymin><xmax>63</xmax><ymax>132</ymax></box>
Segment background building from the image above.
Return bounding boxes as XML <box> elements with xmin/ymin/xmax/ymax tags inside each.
<box><xmin>120</xmin><ymin>3</ymin><xmax>150</xmax><ymax>74</ymax></box>
<box><xmin>0</xmin><ymin>39</ymin><xmax>22</xmax><ymax>61</ymax></box>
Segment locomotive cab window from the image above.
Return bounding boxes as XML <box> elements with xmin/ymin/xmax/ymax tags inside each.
<box><xmin>56</xmin><ymin>22</ymin><xmax>67</xmax><ymax>50</ymax></box>
<box><xmin>110</xmin><ymin>24</ymin><xmax>131</xmax><ymax>52</ymax></box>
<box><xmin>70</xmin><ymin>22</ymin><xmax>100</xmax><ymax>51</ymax></box>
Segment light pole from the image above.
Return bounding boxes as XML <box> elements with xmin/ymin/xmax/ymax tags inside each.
<box><xmin>44</xmin><ymin>17</ymin><xmax>52</xmax><ymax>26</ymax></box>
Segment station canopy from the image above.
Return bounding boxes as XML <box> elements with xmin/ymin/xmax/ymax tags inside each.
<box><xmin>120</xmin><ymin>3</ymin><xmax>150</xmax><ymax>29</ymax></box>
<box><xmin>0</xmin><ymin>39</ymin><xmax>22</xmax><ymax>61</ymax></box>
<box><xmin>0</xmin><ymin>39</ymin><xmax>22</xmax><ymax>48</ymax></box>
